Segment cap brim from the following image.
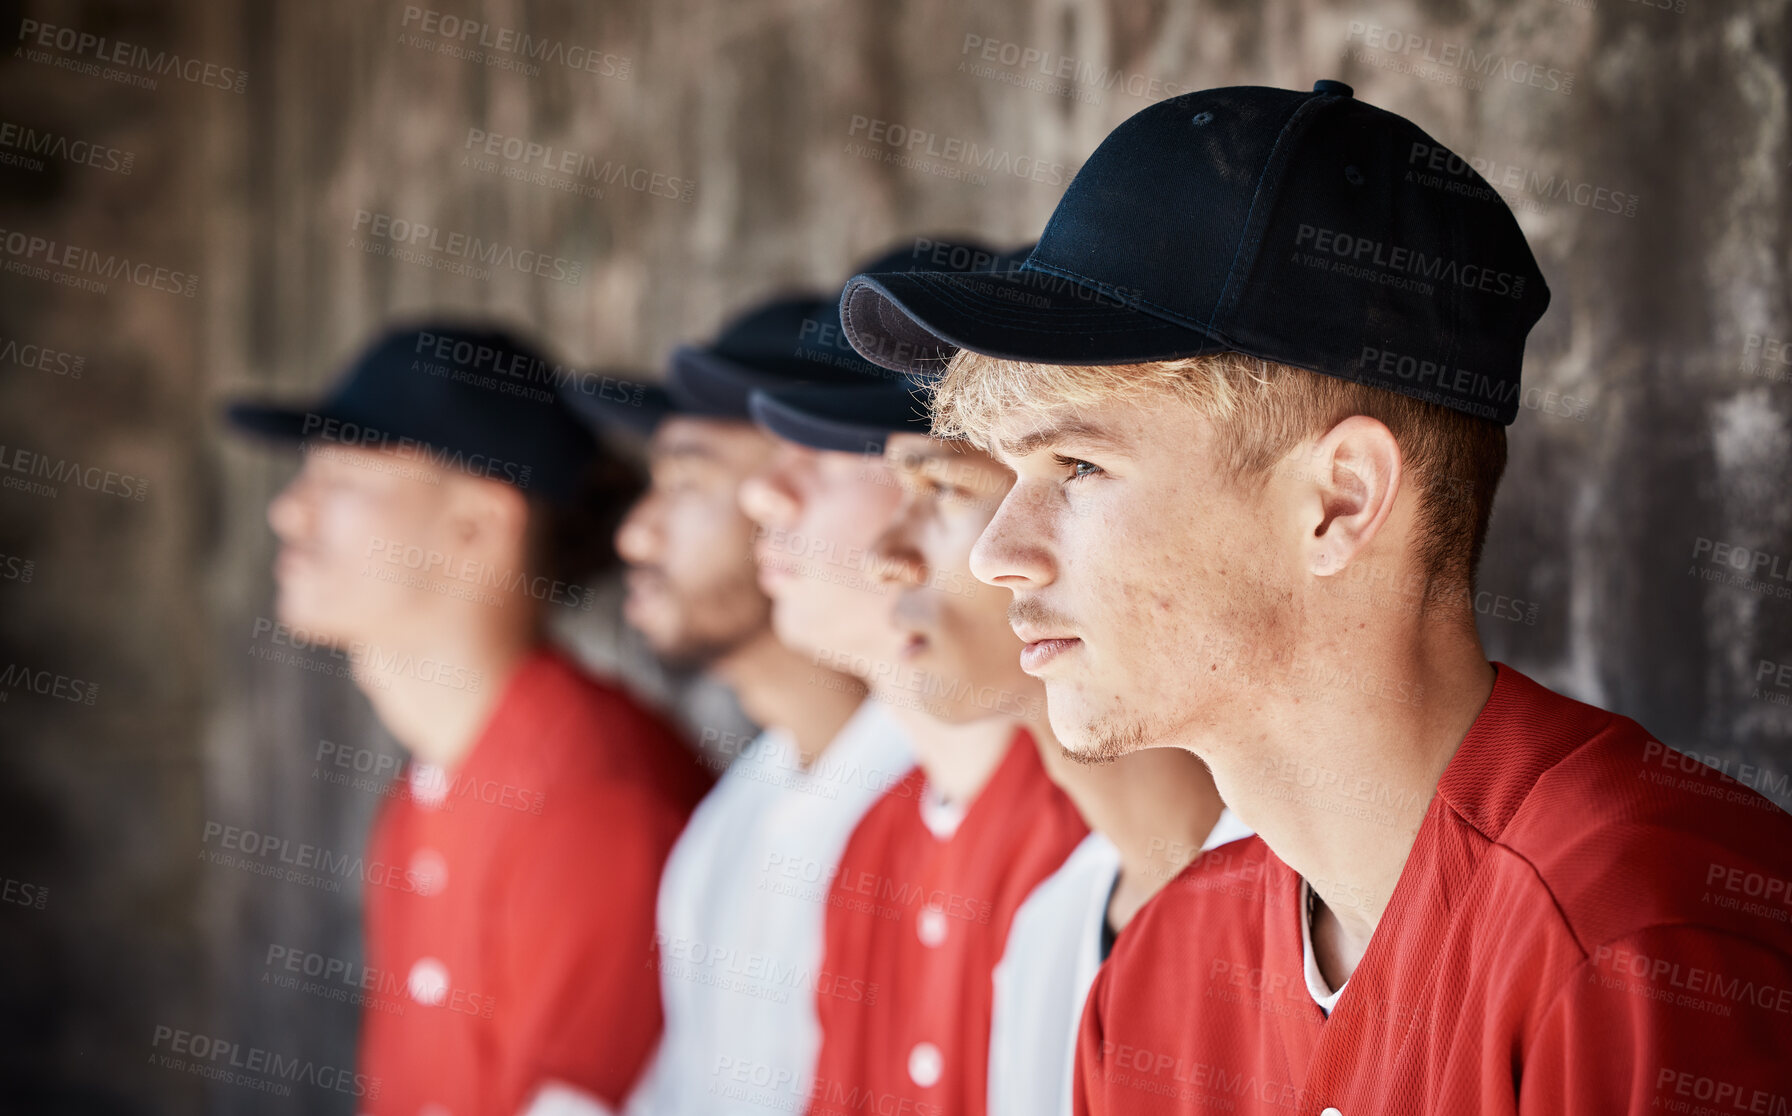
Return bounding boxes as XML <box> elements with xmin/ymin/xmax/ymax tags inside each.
<box><xmin>225</xmin><ymin>401</ymin><xmax>327</xmax><ymax>442</ymax></box>
<box><xmin>839</xmin><ymin>266</ymin><xmax>1230</xmax><ymax>376</ymax></box>
<box><xmin>561</xmin><ymin>379</ymin><xmax>673</xmax><ymax>437</ymax></box>
<box><xmin>748</xmin><ymin>382</ymin><xmax>933</xmax><ymax>455</ymax></box>
<box><xmin>668</xmin><ymin>345</ymin><xmax>788</xmax><ymax>419</ymax></box>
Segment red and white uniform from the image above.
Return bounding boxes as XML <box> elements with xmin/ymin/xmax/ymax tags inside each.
<box><xmin>808</xmin><ymin>729</ymin><xmax>1089</xmax><ymax>1116</ymax></box>
<box><xmin>359</xmin><ymin>645</ymin><xmax>711</xmax><ymax>1116</ymax></box>
<box><xmin>990</xmin><ymin>808</ymin><xmax>1254</xmax><ymax>1116</ymax></box>
<box><xmin>1075</xmin><ymin>663</ymin><xmax>1792</xmax><ymax>1116</ymax></box>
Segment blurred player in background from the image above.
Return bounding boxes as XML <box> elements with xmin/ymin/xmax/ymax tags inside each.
<box><xmin>563</xmin><ymin>292</ymin><xmax>911</xmax><ymax>1116</ymax></box>
<box><xmin>230</xmin><ymin>323</ymin><xmax>710</xmax><ymax>1116</ymax></box>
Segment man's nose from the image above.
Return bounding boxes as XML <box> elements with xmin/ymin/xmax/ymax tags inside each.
<box><xmin>970</xmin><ymin>481</ymin><xmax>1055</xmax><ymax>589</ymax></box>
<box><xmin>737</xmin><ymin>467</ymin><xmax>796</xmax><ymax>529</ymax></box>
<box><xmin>614</xmin><ymin>493</ymin><xmax>662</xmax><ymax>566</ymax></box>
<box><xmin>867</xmin><ymin>497</ymin><xmax>927</xmax><ymax>587</ymax></box>
<box><xmin>267</xmin><ymin>470</ymin><xmax>310</xmax><ymax>543</ymax></box>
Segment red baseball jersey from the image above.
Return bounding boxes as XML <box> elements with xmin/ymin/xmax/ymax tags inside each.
<box><xmin>359</xmin><ymin>644</ymin><xmax>710</xmax><ymax>1116</ymax></box>
<box><xmin>808</xmin><ymin>729</ymin><xmax>1089</xmax><ymax>1116</ymax></box>
<box><xmin>1075</xmin><ymin>663</ymin><xmax>1792</xmax><ymax>1116</ymax></box>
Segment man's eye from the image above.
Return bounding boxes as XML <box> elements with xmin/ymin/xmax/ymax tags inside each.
<box><xmin>1051</xmin><ymin>454</ymin><xmax>1103</xmax><ymax>482</ymax></box>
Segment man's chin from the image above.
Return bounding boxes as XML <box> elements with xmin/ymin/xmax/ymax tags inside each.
<box><xmin>1049</xmin><ymin>701</ymin><xmax>1152</xmax><ymax>766</ymax></box>
<box><xmin>272</xmin><ymin>596</ymin><xmax>349</xmax><ymax>647</ymax></box>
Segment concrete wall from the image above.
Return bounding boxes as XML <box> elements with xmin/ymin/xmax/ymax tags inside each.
<box><xmin>0</xmin><ymin>0</ymin><xmax>1786</xmax><ymax>1111</ymax></box>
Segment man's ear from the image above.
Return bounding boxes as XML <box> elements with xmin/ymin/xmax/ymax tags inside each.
<box><xmin>442</xmin><ymin>473</ymin><xmax>531</xmax><ymax>559</ymax></box>
<box><xmin>1296</xmin><ymin>415</ymin><xmax>1403</xmax><ymax>578</ymax></box>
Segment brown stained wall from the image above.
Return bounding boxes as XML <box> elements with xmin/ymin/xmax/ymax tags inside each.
<box><xmin>0</xmin><ymin>1</ymin><xmax>1786</xmax><ymax>1112</ymax></box>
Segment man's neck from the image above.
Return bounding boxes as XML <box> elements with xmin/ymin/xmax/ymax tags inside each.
<box><xmin>1197</xmin><ymin>627</ymin><xmax>1495</xmax><ymax>988</ymax></box>
<box><xmin>713</xmin><ymin>629</ymin><xmax>867</xmax><ymax>767</ymax></box>
<box><xmin>886</xmin><ymin>702</ymin><xmax>1015</xmax><ymax>805</ymax></box>
<box><xmin>354</xmin><ymin>612</ymin><xmax>539</xmax><ymax>772</ymax></box>
<box><xmin>1029</xmin><ymin>719</ymin><xmax>1227</xmax><ymax>930</ymax></box>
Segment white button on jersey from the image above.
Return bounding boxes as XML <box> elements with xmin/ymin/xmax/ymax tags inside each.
<box><xmin>407</xmin><ymin>957</ymin><xmax>450</xmax><ymax>1006</ymax></box>
<box><xmin>410</xmin><ymin>762</ymin><xmax>450</xmax><ymax>809</ymax></box>
<box><xmin>409</xmin><ymin>847</ymin><xmax>448</xmax><ymax>896</ymax></box>
<box><xmin>907</xmin><ymin>1042</ymin><xmax>942</xmax><ymax>1088</ymax></box>
<box><xmin>1321</xmin><ymin>1107</ymin><xmax>1343</xmax><ymax>1116</ymax></box>
<box><xmin>916</xmin><ymin>906</ymin><xmax>948</xmax><ymax>947</ymax></box>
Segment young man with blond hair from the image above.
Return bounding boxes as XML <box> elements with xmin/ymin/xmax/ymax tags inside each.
<box><xmin>837</xmin><ymin>81</ymin><xmax>1792</xmax><ymax>1114</ymax></box>
<box><xmin>748</xmin><ymin>373</ymin><xmax>1249</xmax><ymax>1116</ymax></box>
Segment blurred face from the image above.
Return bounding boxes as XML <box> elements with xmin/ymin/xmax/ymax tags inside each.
<box><xmin>972</xmin><ymin>392</ymin><xmax>1292</xmax><ymax>763</ymax></box>
<box><xmin>614</xmin><ymin>417</ymin><xmax>774</xmax><ymax>666</ymax></box>
<box><xmin>266</xmin><ymin>444</ymin><xmax>461</xmax><ymax>646</ymax></box>
<box><xmin>737</xmin><ymin>442</ymin><xmax>906</xmax><ymax>681</ymax></box>
<box><xmin>873</xmin><ymin>434</ymin><xmax>1043</xmax><ymax>724</ymax></box>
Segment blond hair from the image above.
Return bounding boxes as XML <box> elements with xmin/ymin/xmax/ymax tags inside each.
<box><xmin>930</xmin><ymin>350</ymin><xmax>1506</xmax><ymax>603</ymax></box>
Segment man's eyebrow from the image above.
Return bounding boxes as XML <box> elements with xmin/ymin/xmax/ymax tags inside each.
<box><xmin>996</xmin><ymin>419</ymin><xmax>1134</xmax><ymax>459</ymax></box>
<box><xmin>889</xmin><ymin>444</ymin><xmax>960</xmax><ymax>469</ymax></box>
<box><xmin>652</xmin><ymin>439</ymin><xmax>722</xmax><ymax>463</ymax></box>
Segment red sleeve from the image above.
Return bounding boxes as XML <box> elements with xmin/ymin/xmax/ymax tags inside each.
<box><xmin>490</xmin><ymin>786</ymin><xmax>684</xmax><ymax>1111</ymax></box>
<box><xmin>1072</xmin><ymin>957</ymin><xmax>1114</xmax><ymax>1116</ymax></box>
<box><xmin>1522</xmin><ymin>926</ymin><xmax>1792</xmax><ymax>1114</ymax></box>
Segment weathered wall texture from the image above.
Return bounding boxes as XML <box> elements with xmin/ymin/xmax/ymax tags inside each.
<box><xmin>0</xmin><ymin>0</ymin><xmax>1787</xmax><ymax>1111</ymax></box>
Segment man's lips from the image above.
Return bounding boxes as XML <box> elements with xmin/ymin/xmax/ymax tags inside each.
<box><xmin>1012</xmin><ymin>623</ymin><xmax>1081</xmax><ymax>672</ymax></box>
<box><xmin>274</xmin><ymin>547</ymin><xmax>311</xmax><ymax>581</ymax></box>
<box><xmin>754</xmin><ymin>555</ymin><xmax>800</xmax><ymax>596</ymax></box>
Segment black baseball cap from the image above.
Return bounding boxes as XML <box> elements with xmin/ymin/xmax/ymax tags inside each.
<box><xmin>840</xmin><ymin>81</ymin><xmax>1550</xmax><ymax>424</ymax></box>
<box><xmin>748</xmin><ymin>378</ymin><xmax>935</xmax><ymax>456</ymax></box>
<box><xmin>565</xmin><ymin>237</ymin><xmax>1017</xmax><ymax>437</ymax></box>
<box><xmin>562</xmin><ymin>293</ymin><xmax>835</xmax><ymax>434</ymax></box>
<box><xmin>226</xmin><ymin>323</ymin><xmax>602</xmax><ymax>498</ymax></box>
